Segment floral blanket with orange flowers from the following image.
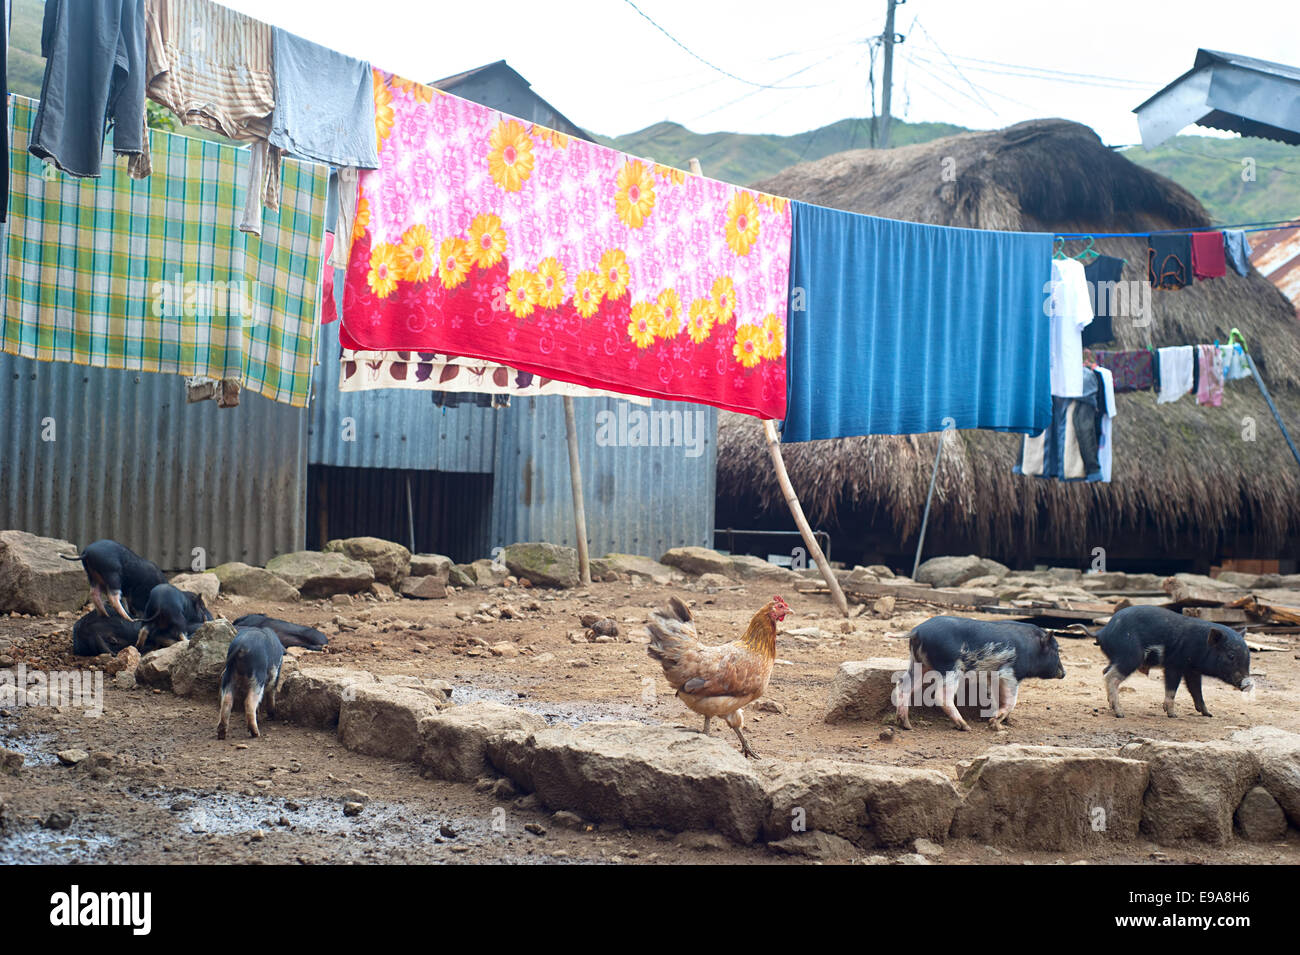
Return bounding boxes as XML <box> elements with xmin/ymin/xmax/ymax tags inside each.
<box><xmin>339</xmin><ymin>71</ymin><xmax>792</xmax><ymax>419</ymax></box>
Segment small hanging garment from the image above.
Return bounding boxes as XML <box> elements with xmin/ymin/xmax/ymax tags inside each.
<box><xmin>1081</xmin><ymin>254</ymin><xmax>1124</xmax><ymax>346</ymax></box>
<box><xmin>1093</xmin><ymin>349</ymin><xmax>1154</xmax><ymax>392</ymax></box>
<box><xmin>1223</xmin><ymin>230</ymin><xmax>1253</xmax><ymax>276</ymax></box>
<box><xmin>1190</xmin><ymin>232</ymin><xmax>1227</xmax><ymax>279</ymax></box>
<box><xmin>1195</xmin><ymin>344</ymin><xmax>1224</xmax><ymax>406</ymax></box>
<box><xmin>1156</xmin><ymin>345</ymin><xmax>1195</xmax><ymax>403</ymax></box>
<box><xmin>1148</xmin><ymin>233</ymin><xmax>1192</xmax><ymax>289</ymax></box>
<box><xmin>1095</xmin><ymin>367</ymin><xmax>1116</xmax><ymax>483</ymax></box>
<box><xmin>1219</xmin><ymin>343</ymin><xmax>1252</xmax><ymax>381</ymax></box>
<box><xmin>1016</xmin><ymin>370</ymin><xmax>1109</xmax><ymax>482</ymax></box>
<box><xmin>1049</xmin><ymin>257</ymin><xmax>1094</xmax><ymax>398</ymax></box>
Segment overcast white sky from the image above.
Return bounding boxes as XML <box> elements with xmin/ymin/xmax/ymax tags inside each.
<box><xmin>227</xmin><ymin>0</ymin><xmax>1298</xmax><ymax>146</ymax></box>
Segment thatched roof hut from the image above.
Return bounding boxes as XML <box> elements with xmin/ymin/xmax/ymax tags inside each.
<box><xmin>718</xmin><ymin>119</ymin><xmax>1300</xmax><ymax>572</ymax></box>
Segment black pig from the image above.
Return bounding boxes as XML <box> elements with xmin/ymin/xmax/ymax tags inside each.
<box><xmin>217</xmin><ymin>628</ymin><xmax>285</xmax><ymax>739</ymax></box>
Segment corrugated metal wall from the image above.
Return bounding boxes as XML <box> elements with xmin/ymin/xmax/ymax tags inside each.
<box><xmin>0</xmin><ymin>354</ymin><xmax>308</xmax><ymax>570</ymax></box>
<box><xmin>490</xmin><ymin>396</ymin><xmax>716</xmax><ymax>561</ymax></box>
<box><xmin>308</xmin><ymin>320</ymin><xmax>498</xmax><ymax>473</ymax></box>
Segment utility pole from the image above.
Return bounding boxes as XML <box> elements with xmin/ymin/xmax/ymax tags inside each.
<box><xmin>878</xmin><ymin>0</ymin><xmax>905</xmax><ymax>149</ymax></box>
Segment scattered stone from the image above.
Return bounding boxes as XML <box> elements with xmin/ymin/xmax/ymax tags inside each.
<box><xmin>168</xmin><ymin>620</ymin><xmax>239</xmax><ymax>696</ymax></box>
<box><xmin>728</xmin><ymin>554</ymin><xmax>802</xmax><ymax>586</ymax></box>
<box><xmin>823</xmin><ymin>658</ymin><xmax>909</xmax><ymax>723</ymax></box>
<box><xmin>0</xmin><ymin>530</ymin><xmax>89</xmax><ymax>615</ymax></box>
<box><xmin>105</xmin><ymin>645</ymin><xmax>140</xmax><ymax>677</ymax></box>
<box><xmin>524</xmin><ymin>822</ymin><xmax>546</xmax><ymax>836</ymax></box>
<box><xmin>755</xmin><ymin>700</ymin><xmax>785</xmax><ymax>714</ymax></box>
<box><xmin>1229</xmin><ymin>726</ymin><xmax>1300</xmax><ymax>828</ymax></box>
<box><xmin>168</xmin><ymin>571</ymin><xmax>221</xmax><ymax>603</ymax></box>
<box><xmin>342</xmin><ymin>801</ymin><xmax>364</xmax><ymax>817</ymax></box>
<box><xmin>1235</xmin><ymin>786</ymin><xmax>1288</xmax><ymax>842</ymax></box>
<box><xmin>399</xmin><ymin>575</ymin><xmax>448</xmax><ymax>600</ymax></box>
<box><xmin>0</xmin><ymin>749</ymin><xmax>21</xmax><ymax>775</ymax></box>
<box><xmin>418</xmin><ymin>702</ymin><xmax>547</xmax><ymax>783</ymax></box>
<box><xmin>914</xmin><ymin>555</ymin><xmax>1009</xmax><ymax>588</ymax></box>
<box><xmin>895</xmin><ymin>852</ymin><xmax>931</xmax><ymax>865</ymax></box>
<box><xmin>488</xmin><ymin>722</ymin><xmax>767</xmax><ymax>843</ymax></box>
<box><xmin>1119</xmin><ymin>739</ymin><xmax>1258</xmax><ymax>846</ymax></box>
<box><xmin>211</xmin><ymin>562</ymin><xmax>301</xmax><ymax>602</ymax></box>
<box><xmin>766</xmin><ymin>831</ymin><xmax>859</xmax><ymax>860</ymax></box>
<box><xmin>265</xmin><ymin>551</ymin><xmax>374</xmax><ymax>597</ymax></box>
<box><xmin>410</xmin><ymin>554</ymin><xmax>453</xmax><ymax>582</ymax></box>
<box><xmin>503</xmin><ymin>542</ymin><xmax>580</xmax><ymax>589</ymax></box>
<box><xmin>449</xmin><ymin>565</ymin><xmax>477</xmax><ymax>588</ymax></box>
<box><xmin>599</xmin><ymin>553</ymin><xmax>676</xmax><ymax>584</ymax></box>
<box><xmin>872</xmin><ymin>595</ymin><xmax>896</xmax><ymax>616</ymax></box>
<box><xmin>551</xmin><ymin>810</ymin><xmax>588</xmax><ymax>831</ymax></box>
<box><xmin>369</xmin><ymin>582</ymin><xmax>394</xmax><ymax>600</ymax></box>
<box><xmin>324</xmin><ymin>537</ymin><xmax>411</xmax><ymax>586</ymax></box>
<box><xmin>913</xmin><ymin>837</ymin><xmax>945</xmax><ymax>857</ymax></box>
<box><xmin>660</xmin><ymin>546</ymin><xmax>735</xmax><ymax>578</ymax></box>
<box><xmin>42</xmin><ymin>810</ymin><xmax>74</xmax><ymax>831</ymax></box>
<box><xmin>55</xmin><ymin>749</ymin><xmax>90</xmax><ymax>766</ymax></box>
<box><xmin>134</xmin><ymin>641</ymin><xmax>190</xmax><ymax>692</ymax></box>
<box><xmin>489</xmin><ymin>641</ymin><xmax>519</xmax><ymax>658</ymax></box>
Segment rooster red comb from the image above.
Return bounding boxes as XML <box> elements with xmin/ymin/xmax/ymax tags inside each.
<box><xmin>771</xmin><ymin>595</ymin><xmax>789</xmax><ymax>611</ymax></box>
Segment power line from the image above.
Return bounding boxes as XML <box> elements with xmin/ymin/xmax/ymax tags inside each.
<box><xmin>930</xmin><ymin>50</ymin><xmax>1156</xmax><ymax>88</ymax></box>
<box><xmin>907</xmin><ymin>51</ymin><xmax>1034</xmax><ymax>110</ymax></box>
<box><xmin>911</xmin><ymin>19</ymin><xmax>997</xmax><ymax>116</ymax></box>
<box><xmin>622</xmin><ymin>0</ymin><xmax>822</xmax><ymax>90</ymax></box>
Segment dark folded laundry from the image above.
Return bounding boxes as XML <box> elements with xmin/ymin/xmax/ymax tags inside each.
<box><xmin>1223</xmin><ymin>230</ymin><xmax>1252</xmax><ymax>276</ymax></box>
<box><xmin>1082</xmin><ymin>254</ymin><xmax>1125</xmax><ymax>346</ymax></box>
<box><xmin>1190</xmin><ymin>231</ymin><xmax>1226</xmax><ymax>279</ymax></box>
<box><xmin>432</xmin><ymin>392</ymin><xmax>510</xmax><ymax>409</ymax></box>
<box><xmin>1148</xmin><ymin>233</ymin><xmax>1192</xmax><ymax>290</ymax></box>
<box><xmin>1093</xmin><ymin>350</ymin><xmax>1154</xmax><ymax>392</ymax></box>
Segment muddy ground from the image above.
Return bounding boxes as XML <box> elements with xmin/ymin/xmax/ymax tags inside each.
<box><xmin>2</xmin><ymin>579</ymin><xmax>1299</xmax><ymax>865</ymax></box>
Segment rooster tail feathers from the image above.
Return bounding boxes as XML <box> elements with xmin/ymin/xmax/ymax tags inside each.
<box><xmin>645</xmin><ymin>597</ymin><xmax>699</xmax><ymax>667</ymax></box>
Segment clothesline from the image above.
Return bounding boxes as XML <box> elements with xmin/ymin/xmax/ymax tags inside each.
<box><xmin>1055</xmin><ymin>218</ymin><xmax>1300</xmax><ymax>239</ymax></box>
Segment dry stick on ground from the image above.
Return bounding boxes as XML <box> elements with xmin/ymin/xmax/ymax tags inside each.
<box><xmin>563</xmin><ymin>395</ymin><xmax>592</xmax><ymax>586</ymax></box>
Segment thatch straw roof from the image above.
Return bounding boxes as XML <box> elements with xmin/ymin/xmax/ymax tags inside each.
<box><xmin>719</xmin><ymin>120</ymin><xmax>1300</xmax><ymax>564</ymax></box>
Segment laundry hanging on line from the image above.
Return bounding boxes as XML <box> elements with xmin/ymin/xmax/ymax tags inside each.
<box><xmin>338</xmin><ymin>348</ymin><xmax>651</xmax><ymax>404</ymax></box>
<box><xmin>1080</xmin><ymin>254</ymin><xmax>1124</xmax><ymax>347</ymax></box>
<box><xmin>1016</xmin><ymin>367</ymin><xmax>1114</xmax><ymax>483</ymax></box>
<box><xmin>1049</xmin><ymin>256</ymin><xmax>1094</xmax><ymax>398</ymax></box>
<box><xmin>339</xmin><ymin>70</ymin><xmax>792</xmax><ymax>420</ymax></box>
<box><xmin>1</xmin><ymin>95</ymin><xmax>328</xmax><ymax>408</ymax></box>
<box><xmin>1195</xmin><ymin>343</ymin><xmax>1224</xmax><ymax>406</ymax></box>
<box><xmin>1156</xmin><ymin>345</ymin><xmax>1196</xmax><ymax>404</ymax></box>
<box><xmin>1092</xmin><ymin>349</ymin><xmax>1154</xmax><ymax>392</ymax></box>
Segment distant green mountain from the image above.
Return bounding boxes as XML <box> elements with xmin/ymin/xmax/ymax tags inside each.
<box><xmin>1122</xmin><ymin>136</ymin><xmax>1300</xmax><ymax>226</ymax></box>
<box><xmin>8</xmin><ymin>0</ymin><xmax>47</xmax><ymax>102</ymax></box>
<box><xmin>595</xmin><ymin>118</ymin><xmax>969</xmax><ymax>189</ymax></box>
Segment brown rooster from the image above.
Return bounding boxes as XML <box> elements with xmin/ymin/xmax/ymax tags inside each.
<box><xmin>646</xmin><ymin>595</ymin><xmax>790</xmax><ymax>758</ymax></box>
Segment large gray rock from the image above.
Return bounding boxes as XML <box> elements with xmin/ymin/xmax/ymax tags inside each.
<box><xmin>265</xmin><ymin>551</ymin><xmax>374</xmax><ymax>597</ymax></box>
<box><xmin>1119</xmin><ymin>739</ymin><xmax>1259</xmax><ymax>845</ymax></box>
<box><xmin>1229</xmin><ymin>726</ymin><xmax>1300</xmax><ymax>827</ymax></box>
<box><xmin>660</xmin><ymin>546</ymin><xmax>735</xmax><ymax>578</ymax></box>
<box><xmin>277</xmin><ymin>667</ymin><xmax>378</xmax><ymax>730</ymax></box>
<box><xmin>1235</xmin><ymin>786</ymin><xmax>1288</xmax><ymax>841</ymax></box>
<box><xmin>761</xmin><ymin>759</ymin><xmax>959</xmax><ymax>847</ymax></box>
<box><xmin>399</xmin><ymin>576</ymin><xmax>447</xmax><ymax>599</ymax></box>
<box><xmin>950</xmin><ymin>745</ymin><xmax>1150</xmax><ymax>849</ymax></box>
<box><xmin>824</xmin><ymin>659</ymin><xmax>909</xmax><ymax>723</ymax></box>
<box><xmin>599</xmin><ymin>553</ymin><xmax>676</xmax><ymax>584</ymax></box>
<box><xmin>0</xmin><ymin>530</ymin><xmax>89</xmax><ymax>615</ymax></box>
<box><xmin>135</xmin><ymin>641</ymin><xmax>189</xmax><ymax>691</ymax></box>
<box><xmin>211</xmin><ymin>562</ymin><xmax>300</xmax><ymax>602</ymax></box>
<box><xmin>339</xmin><ymin>684</ymin><xmax>448</xmax><ymax>761</ymax></box>
<box><xmin>449</xmin><ymin>564</ymin><xmax>477</xmax><ymax>588</ymax></box>
<box><xmin>487</xmin><ymin>722</ymin><xmax>767</xmax><ymax>843</ymax></box>
<box><xmin>417</xmin><ymin>702</ymin><xmax>548</xmax><ymax>782</ymax></box>
<box><xmin>503</xmin><ymin>543</ymin><xmax>579</xmax><ymax>589</ymax></box>
<box><xmin>469</xmin><ymin>559</ymin><xmax>509</xmax><ymax>587</ymax></box>
<box><xmin>170</xmin><ymin>620</ymin><xmax>238</xmax><ymax>696</ymax></box>
<box><xmin>914</xmin><ymin>555</ymin><xmax>1009</xmax><ymax>588</ymax></box>
<box><xmin>324</xmin><ymin>537</ymin><xmax>411</xmax><ymax>586</ymax></box>
<box><xmin>169</xmin><ymin>572</ymin><xmax>220</xmax><ymax>603</ymax></box>
<box><xmin>727</xmin><ymin>555</ymin><xmax>802</xmax><ymax>587</ymax></box>
<box><xmin>409</xmin><ymin>554</ymin><xmax>452</xmax><ymax>583</ymax></box>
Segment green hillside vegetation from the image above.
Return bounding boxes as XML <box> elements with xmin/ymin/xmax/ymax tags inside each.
<box><xmin>596</xmin><ymin>117</ymin><xmax>968</xmax><ymax>189</ymax></box>
<box><xmin>1122</xmin><ymin>136</ymin><xmax>1300</xmax><ymax>225</ymax></box>
<box><xmin>8</xmin><ymin>0</ymin><xmax>47</xmax><ymax>101</ymax></box>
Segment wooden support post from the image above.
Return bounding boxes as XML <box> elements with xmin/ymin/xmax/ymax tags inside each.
<box><xmin>563</xmin><ymin>395</ymin><xmax>592</xmax><ymax>586</ymax></box>
<box><xmin>763</xmin><ymin>419</ymin><xmax>849</xmax><ymax>617</ymax></box>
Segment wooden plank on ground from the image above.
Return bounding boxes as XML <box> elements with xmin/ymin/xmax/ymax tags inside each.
<box><xmin>1182</xmin><ymin>606</ymin><xmax>1249</xmax><ymax>623</ymax></box>
<box><xmin>976</xmin><ymin>605</ymin><xmax>1113</xmax><ymax>624</ymax></box>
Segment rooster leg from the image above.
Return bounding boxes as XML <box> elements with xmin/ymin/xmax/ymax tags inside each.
<box><xmin>725</xmin><ymin>710</ymin><xmax>760</xmax><ymax>759</ymax></box>
<box><xmin>700</xmin><ymin>716</ymin><xmax>712</xmax><ymax>736</ymax></box>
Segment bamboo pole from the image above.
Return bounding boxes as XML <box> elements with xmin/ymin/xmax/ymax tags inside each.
<box><xmin>762</xmin><ymin>419</ymin><xmax>849</xmax><ymax>617</ymax></box>
<box><xmin>563</xmin><ymin>395</ymin><xmax>592</xmax><ymax>586</ymax></box>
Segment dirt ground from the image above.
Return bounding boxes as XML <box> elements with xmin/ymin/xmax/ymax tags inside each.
<box><xmin>2</xmin><ymin>578</ymin><xmax>1299</xmax><ymax>865</ymax></box>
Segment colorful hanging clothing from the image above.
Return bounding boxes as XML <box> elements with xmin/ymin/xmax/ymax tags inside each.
<box><xmin>29</xmin><ymin>0</ymin><xmax>147</xmax><ymax>178</ymax></box>
<box><xmin>1195</xmin><ymin>343</ymin><xmax>1224</xmax><ymax>406</ymax></box>
<box><xmin>1080</xmin><ymin>254</ymin><xmax>1124</xmax><ymax>346</ymax></box>
<box><xmin>1</xmin><ymin>96</ymin><xmax>327</xmax><ymax>408</ymax></box>
<box><xmin>1220</xmin><ymin>342</ymin><xmax>1252</xmax><ymax>381</ymax></box>
<box><xmin>340</xmin><ymin>71</ymin><xmax>791</xmax><ymax>419</ymax></box>
<box><xmin>1223</xmin><ymin>230</ymin><xmax>1252</xmax><ymax>276</ymax></box>
<box><xmin>1049</xmin><ymin>257</ymin><xmax>1094</xmax><ymax>397</ymax></box>
<box><xmin>1156</xmin><ymin>345</ymin><xmax>1195</xmax><ymax>404</ymax></box>
<box><xmin>269</xmin><ymin>28</ymin><xmax>379</xmax><ymax>170</ymax></box>
<box><xmin>1093</xmin><ymin>349</ymin><xmax>1154</xmax><ymax>392</ymax></box>
<box><xmin>782</xmin><ymin>201</ymin><xmax>1052</xmax><ymax>441</ymax></box>
<box><xmin>1190</xmin><ymin>231</ymin><xmax>1227</xmax><ymax>279</ymax></box>
<box><xmin>1148</xmin><ymin>233</ymin><xmax>1192</xmax><ymax>289</ymax></box>
<box><xmin>1096</xmin><ymin>366</ymin><xmax>1116</xmax><ymax>483</ymax></box>
<box><xmin>339</xmin><ymin>349</ymin><xmax>650</xmax><ymax>403</ymax></box>
<box><xmin>1017</xmin><ymin>369</ymin><xmax>1110</xmax><ymax>483</ymax></box>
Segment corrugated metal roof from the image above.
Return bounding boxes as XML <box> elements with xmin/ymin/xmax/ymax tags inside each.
<box><xmin>308</xmin><ymin>321</ymin><xmax>498</xmax><ymax>473</ymax></box>
<box><xmin>1135</xmin><ymin>48</ymin><xmax>1300</xmax><ymax>148</ymax></box>
<box><xmin>1250</xmin><ymin>222</ymin><xmax>1300</xmax><ymax>314</ymax></box>
<box><xmin>0</xmin><ymin>353</ymin><xmax>308</xmax><ymax>570</ymax></box>
<box><xmin>430</xmin><ymin>60</ymin><xmax>593</xmax><ymax>142</ymax></box>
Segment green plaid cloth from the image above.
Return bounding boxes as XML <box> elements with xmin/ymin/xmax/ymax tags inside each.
<box><xmin>1</xmin><ymin>96</ymin><xmax>327</xmax><ymax>407</ymax></box>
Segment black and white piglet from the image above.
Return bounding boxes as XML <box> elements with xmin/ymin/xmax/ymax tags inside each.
<box><xmin>1091</xmin><ymin>605</ymin><xmax>1252</xmax><ymax>718</ymax></box>
<box><xmin>217</xmin><ymin>627</ymin><xmax>285</xmax><ymax>740</ymax></box>
<box><xmin>896</xmin><ymin>615</ymin><xmax>1066</xmax><ymax>731</ymax></box>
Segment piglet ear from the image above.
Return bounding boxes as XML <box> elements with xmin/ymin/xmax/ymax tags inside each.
<box><xmin>1207</xmin><ymin>629</ymin><xmax>1224</xmax><ymax>646</ymax></box>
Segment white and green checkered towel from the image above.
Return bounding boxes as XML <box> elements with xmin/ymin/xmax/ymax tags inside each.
<box><xmin>2</xmin><ymin>95</ymin><xmax>327</xmax><ymax>407</ymax></box>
